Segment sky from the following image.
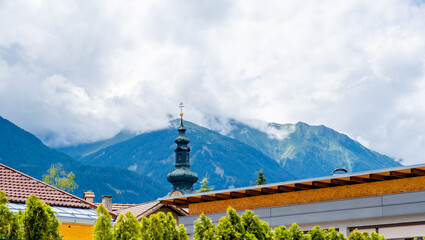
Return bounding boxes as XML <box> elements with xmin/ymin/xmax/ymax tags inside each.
<box><xmin>1</xmin><ymin>0</ymin><xmax>425</xmax><ymax>165</ymax></box>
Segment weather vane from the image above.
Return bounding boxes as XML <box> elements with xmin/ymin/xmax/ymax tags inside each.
<box><xmin>179</xmin><ymin>102</ymin><xmax>184</xmax><ymax>117</ymax></box>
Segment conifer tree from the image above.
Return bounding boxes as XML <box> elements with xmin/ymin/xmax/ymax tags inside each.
<box><xmin>241</xmin><ymin>210</ymin><xmax>272</xmax><ymax>240</ymax></box>
<box><xmin>93</xmin><ymin>203</ymin><xmax>113</xmax><ymax>240</ymax></box>
<box><xmin>178</xmin><ymin>224</ymin><xmax>189</xmax><ymax>240</ymax></box>
<box><xmin>348</xmin><ymin>229</ymin><xmax>364</xmax><ymax>240</ymax></box>
<box><xmin>216</xmin><ymin>207</ymin><xmax>245</xmax><ymax>239</ymax></box>
<box><xmin>288</xmin><ymin>223</ymin><xmax>303</xmax><ymax>240</ymax></box>
<box><xmin>273</xmin><ymin>225</ymin><xmax>290</xmax><ymax>240</ymax></box>
<box><xmin>114</xmin><ymin>212</ymin><xmax>141</xmax><ymax>240</ymax></box>
<box><xmin>327</xmin><ymin>228</ymin><xmax>346</xmax><ymax>240</ymax></box>
<box><xmin>0</xmin><ymin>191</ymin><xmax>14</xmax><ymax>238</ymax></box>
<box><xmin>256</xmin><ymin>169</ymin><xmax>267</xmax><ymax>185</ymax></box>
<box><xmin>194</xmin><ymin>213</ymin><xmax>215</xmax><ymax>240</ymax></box>
<box><xmin>147</xmin><ymin>212</ymin><xmax>165</xmax><ymax>239</ymax></box>
<box><xmin>215</xmin><ymin>214</ymin><xmax>236</xmax><ymax>239</ymax></box>
<box><xmin>23</xmin><ymin>194</ymin><xmax>62</xmax><ymax>240</ymax></box>
<box><xmin>46</xmin><ymin>205</ymin><xmax>62</xmax><ymax>240</ymax></box>
<box><xmin>196</xmin><ymin>178</ymin><xmax>214</xmax><ymax>193</ymax></box>
<box><xmin>140</xmin><ymin>216</ymin><xmax>150</xmax><ymax>240</ymax></box>
<box><xmin>9</xmin><ymin>211</ymin><xmax>24</xmax><ymax>240</ymax></box>
<box><xmin>139</xmin><ymin>211</ymin><xmax>185</xmax><ymax>240</ymax></box>
<box><xmin>159</xmin><ymin>212</ymin><xmax>178</xmax><ymax>239</ymax></box>
<box><xmin>309</xmin><ymin>226</ymin><xmax>326</xmax><ymax>240</ymax></box>
<box><xmin>370</xmin><ymin>232</ymin><xmax>384</xmax><ymax>240</ymax></box>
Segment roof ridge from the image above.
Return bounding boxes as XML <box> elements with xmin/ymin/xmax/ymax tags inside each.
<box><xmin>117</xmin><ymin>200</ymin><xmax>160</xmax><ymax>213</ymax></box>
<box><xmin>0</xmin><ymin>162</ymin><xmax>97</xmax><ymax>209</ymax></box>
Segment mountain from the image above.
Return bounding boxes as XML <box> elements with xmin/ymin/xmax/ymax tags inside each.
<box><xmin>225</xmin><ymin>120</ymin><xmax>401</xmax><ymax>179</ymax></box>
<box><xmin>0</xmin><ymin>116</ymin><xmax>167</xmax><ymax>203</ymax></box>
<box><xmin>73</xmin><ymin>121</ymin><xmax>296</xmax><ymax>190</ymax></box>
<box><xmin>60</xmin><ymin>119</ymin><xmax>401</xmax><ymax>190</ymax></box>
<box><xmin>57</xmin><ymin>131</ymin><xmax>137</xmax><ymax>160</ymax></box>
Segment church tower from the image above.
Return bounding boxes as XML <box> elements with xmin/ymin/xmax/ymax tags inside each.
<box><xmin>167</xmin><ymin>102</ymin><xmax>198</xmax><ymax>196</ymax></box>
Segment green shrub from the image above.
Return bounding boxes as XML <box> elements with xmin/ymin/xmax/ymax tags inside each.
<box><xmin>23</xmin><ymin>194</ymin><xmax>62</xmax><ymax>240</ymax></box>
<box><xmin>93</xmin><ymin>203</ymin><xmax>113</xmax><ymax>240</ymax></box>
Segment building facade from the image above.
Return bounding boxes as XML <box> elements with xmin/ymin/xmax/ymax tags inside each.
<box><xmin>160</xmin><ymin>164</ymin><xmax>425</xmax><ymax>239</ymax></box>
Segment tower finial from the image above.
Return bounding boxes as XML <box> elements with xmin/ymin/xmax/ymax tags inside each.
<box><xmin>179</xmin><ymin>102</ymin><xmax>184</xmax><ymax>117</ymax></box>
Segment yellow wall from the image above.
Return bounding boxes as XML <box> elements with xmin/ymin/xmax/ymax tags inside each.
<box><xmin>189</xmin><ymin>176</ymin><xmax>425</xmax><ymax>215</ymax></box>
<box><xmin>59</xmin><ymin>223</ymin><xmax>94</xmax><ymax>240</ymax></box>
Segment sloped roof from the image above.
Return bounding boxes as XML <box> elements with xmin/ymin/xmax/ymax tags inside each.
<box><xmin>115</xmin><ymin>200</ymin><xmax>188</xmax><ymax>220</ymax></box>
<box><xmin>0</xmin><ymin>163</ymin><xmax>96</xmax><ymax>209</ymax></box>
<box><xmin>94</xmin><ymin>203</ymin><xmax>137</xmax><ymax>212</ymax></box>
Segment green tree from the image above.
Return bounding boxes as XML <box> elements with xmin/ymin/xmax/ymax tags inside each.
<box><xmin>370</xmin><ymin>232</ymin><xmax>384</xmax><ymax>240</ymax></box>
<box><xmin>177</xmin><ymin>224</ymin><xmax>189</xmax><ymax>240</ymax></box>
<box><xmin>114</xmin><ymin>212</ymin><xmax>141</xmax><ymax>240</ymax></box>
<box><xmin>93</xmin><ymin>203</ymin><xmax>113</xmax><ymax>240</ymax></box>
<box><xmin>197</xmin><ymin>178</ymin><xmax>214</xmax><ymax>193</ymax></box>
<box><xmin>140</xmin><ymin>211</ymin><xmax>187</xmax><ymax>240</ymax></box>
<box><xmin>288</xmin><ymin>223</ymin><xmax>303</xmax><ymax>240</ymax></box>
<box><xmin>46</xmin><ymin>204</ymin><xmax>62</xmax><ymax>240</ymax></box>
<box><xmin>0</xmin><ymin>190</ymin><xmax>14</xmax><ymax>238</ymax></box>
<box><xmin>256</xmin><ymin>169</ymin><xmax>267</xmax><ymax>185</ymax></box>
<box><xmin>309</xmin><ymin>226</ymin><xmax>326</xmax><ymax>240</ymax></box>
<box><xmin>215</xmin><ymin>207</ymin><xmax>245</xmax><ymax>239</ymax></box>
<box><xmin>194</xmin><ymin>213</ymin><xmax>215</xmax><ymax>240</ymax></box>
<box><xmin>273</xmin><ymin>225</ymin><xmax>290</xmax><ymax>240</ymax></box>
<box><xmin>140</xmin><ymin>216</ymin><xmax>150</xmax><ymax>239</ymax></box>
<box><xmin>9</xmin><ymin>211</ymin><xmax>24</xmax><ymax>240</ymax></box>
<box><xmin>348</xmin><ymin>229</ymin><xmax>368</xmax><ymax>240</ymax></box>
<box><xmin>23</xmin><ymin>194</ymin><xmax>62</xmax><ymax>240</ymax></box>
<box><xmin>327</xmin><ymin>228</ymin><xmax>346</xmax><ymax>240</ymax></box>
<box><xmin>43</xmin><ymin>164</ymin><xmax>78</xmax><ymax>192</ymax></box>
<box><xmin>241</xmin><ymin>210</ymin><xmax>273</xmax><ymax>240</ymax></box>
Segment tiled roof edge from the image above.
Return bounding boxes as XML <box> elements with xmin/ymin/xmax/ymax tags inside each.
<box><xmin>0</xmin><ymin>162</ymin><xmax>99</xmax><ymax>210</ymax></box>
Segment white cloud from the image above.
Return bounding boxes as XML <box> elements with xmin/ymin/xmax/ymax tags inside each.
<box><xmin>0</xmin><ymin>0</ymin><xmax>425</xmax><ymax>165</ymax></box>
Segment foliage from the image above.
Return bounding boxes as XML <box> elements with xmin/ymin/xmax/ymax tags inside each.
<box><xmin>196</xmin><ymin>177</ymin><xmax>214</xmax><ymax>193</ymax></box>
<box><xmin>178</xmin><ymin>224</ymin><xmax>189</xmax><ymax>240</ymax></box>
<box><xmin>274</xmin><ymin>225</ymin><xmax>290</xmax><ymax>240</ymax></box>
<box><xmin>194</xmin><ymin>213</ymin><xmax>215</xmax><ymax>240</ymax></box>
<box><xmin>114</xmin><ymin>212</ymin><xmax>141</xmax><ymax>240</ymax></box>
<box><xmin>93</xmin><ymin>203</ymin><xmax>113</xmax><ymax>240</ymax></box>
<box><xmin>288</xmin><ymin>223</ymin><xmax>303</xmax><ymax>240</ymax></box>
<box><xmin>328</xmin><ymin>228</ymin><xmax>346</xmax><ymax>240</ymax></box>
<box><xmin>43</xmin><ymin>164</ymin><xmax>78</xmax><ymax>192</ymax></box>
<box><xmin>9</xmin><ymin>211</ymin><xmax>24</xmax><ymax>240</ymax></box>
<box><xmin>140</xmin><ymin>211</ymin><xmax>187</xmax><ymax>240</ymax></box>
<box><xmin>241</xmin><ymin>210</ymin><xmax>273</xmax><ymax>240</ymax></box>
<box><xmin>309</xmin><ymin>226</ymin><xmax>326</xmax><ymax>240</ymax></box>
<box><xmin>256</xmin><ymin>169</ymin><xmax>267</xmax><ymax>185</ymax></box>
<box><xmin>194</xmin><ymin>209</ymin><xmax>387</xmax><ymax>240</ymax></box>
<box><xmin>216</xmin><ymin>207</ymin><xmax>246</xmax><ymax>239</ymax></box>
<box><xmin>0</xmin><ymin>191</ymin><xmax>14</xmax><ymax>238</ymax></box>
<box><xmin>348</xmin><ymin>229</ymin><xmax>385</xmax><ymax>240</ymax></box>
<box><xmin>23</xmin><ymin>194</ymin><xmax>62</xmax><ymax>240</ymax></box>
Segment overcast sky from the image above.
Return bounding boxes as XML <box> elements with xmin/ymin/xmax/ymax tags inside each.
<box><xmin>1</xmin><ymin>0</ymin><xmax>425</xmax><ymax>165</ymax></box>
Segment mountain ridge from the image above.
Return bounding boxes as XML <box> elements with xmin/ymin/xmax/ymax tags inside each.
<box><xmin>61</xmin><ymin>119</ymin><xmax>401</xmax><ymax>191</ymax></box>
<box><xmin>0</xmin><ymin>115</ymin><xmax>167</xmax><ymax>203</ymax></box>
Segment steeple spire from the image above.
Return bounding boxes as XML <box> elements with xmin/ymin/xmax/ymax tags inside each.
<box><xmin>167</xmin><ymin>102</ymin><xmax>198</xmax><ymax>196</ymax></box>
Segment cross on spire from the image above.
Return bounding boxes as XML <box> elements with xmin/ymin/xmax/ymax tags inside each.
<box><xmin>179</xmin><ymin>102</ymin><xmax>184</xmax><ymax>116</ymax></box>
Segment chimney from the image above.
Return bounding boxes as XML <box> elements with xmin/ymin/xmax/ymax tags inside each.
<box><xmin>102</xmin><ymin>195</ymin><xmax>113</xmax><ymax>211</ymax></box>
<box><xmin>83</xmin><ymin>192</ymin><xmax>95</xmax><ymax>203</ymax></box>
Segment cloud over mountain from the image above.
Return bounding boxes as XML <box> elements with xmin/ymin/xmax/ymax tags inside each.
<box><xmin>1</xmin><ymin>0</ymin><xmax>425</xmax><ymax>165</ymax></box>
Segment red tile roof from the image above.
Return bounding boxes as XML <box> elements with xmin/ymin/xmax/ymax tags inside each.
<box><xmin>0</xmin><ymin>163</ymin><xmax>96</xmax><ymax>209</ymax></box>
